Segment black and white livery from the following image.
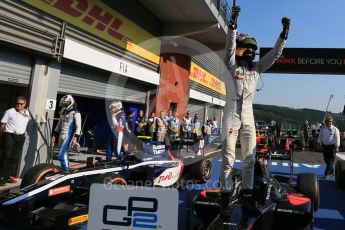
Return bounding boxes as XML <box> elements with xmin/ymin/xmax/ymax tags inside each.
<box><xmin>189</xmin><ymin>152</ymin><xmax>320</xmax><ymax>230</ymax></box>
<box><xmin>0</xmin><ymin>141</ymin><xmax>212</xmax><ymax>229</ymax></box>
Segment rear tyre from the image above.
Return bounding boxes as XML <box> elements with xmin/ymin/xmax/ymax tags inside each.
<box><xmin>190</xmin><ymin>157</ymin><xmax>213</xmax><ymax>183</ymax></box>
<box><xmin>20</xmin><ymin>163</ymin><xmax>60</xmax><ymax>188</ymax></box>
<box><xmin>94</xmin><ymin>173</ymin><xmax>127</xmax><ymax>185</ymax></box>
<box><xmin>297</xmin><ymin>173</ymin><xmax>320</xmax><ymax>211</ymax></box>
<box><xmin>335</xmin><ymin>160</ymin><xmax>345</xmax><ymax>188</ymax></box>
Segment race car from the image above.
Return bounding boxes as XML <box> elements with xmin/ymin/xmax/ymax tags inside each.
<box><xmin>0</xmin><ymin>141</ymin><xmax>212</xmax><ymax>229</ymax></box>
<box><xmin>278</xmin><ymin>129</ymin><xmax>304</xmax><ymax>150</ymax></box>
<box><xmin>189</xmin><ymin>154</ymin><xmax>320</xmax><ymax>229</ymax></box>
<box><xmin>336</xmin><ymin>159</ymin><xmax>345</xmax><ymax>189</ymax></box>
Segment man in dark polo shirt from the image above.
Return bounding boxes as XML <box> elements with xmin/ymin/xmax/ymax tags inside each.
<box><xmin>0</xmin><ymin>96</ymin><xmax>30</xmax><ymax>185</ymax></box>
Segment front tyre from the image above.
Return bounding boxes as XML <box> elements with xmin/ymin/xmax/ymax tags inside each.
<box><xmin>190</xmin><ymin>157</ymin><xmax>213</xmax><ymax>183</ymax></box>
<box><xmin>297</xmin><ymin>173</ymin><xmax>320</xmax><ymax>211</ymax></box>
<box><xmin>20</xmin><ymin>163</ymin><xmax>60</xmax><ymax>188</ymax></box>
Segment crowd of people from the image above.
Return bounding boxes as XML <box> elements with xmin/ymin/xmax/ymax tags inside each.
<box><xmin>133</xmin><ymin>109</ymin><xmax>219</xmax><ymax>146</ymax></box>
<box><xmin>96</xmin><ymin>100</ymin><xmax>222</xmax><ymax>161</ymax></box>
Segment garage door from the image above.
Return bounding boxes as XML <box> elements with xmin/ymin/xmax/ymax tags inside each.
<box><xmin>0</xmin><ymin>50</ymin><xmax>32</xmax><ymax>85</ymax></box>
<box><xmin>59</xmin><ymin>63</ymin><xmax>147</xmax><ymax>103</ymax></box>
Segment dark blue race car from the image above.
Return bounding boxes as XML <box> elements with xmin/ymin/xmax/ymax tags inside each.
<box><xmin>0</xmin><ymin>141</ymin><xmax>212</xmax><ymax>229</ymax></box>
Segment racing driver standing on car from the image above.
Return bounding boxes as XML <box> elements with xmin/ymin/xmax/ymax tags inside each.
<box><xmin>52</xmin><ymin>95</ymin><xmax>81</xmax><ymax>171</ymax></box>
<box><xmin>106</xmin><ymin>101</ymin><xmax>126</xmax><ymax>161</ymax></box>
<box><xmin>220</xmin><ymin>5</ymin><xmax>290</xmax><ymax>216</ymax></box>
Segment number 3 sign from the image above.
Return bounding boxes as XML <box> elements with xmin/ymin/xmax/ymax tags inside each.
<box><xmin>45</xmin><ymin>99</ymin><xmax>57</xmax><ymax>111</ymax></box>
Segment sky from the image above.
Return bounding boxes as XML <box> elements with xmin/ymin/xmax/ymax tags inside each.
<box><xmin>226</xmin><ymin>0</ymin><xmax>345</xmax><ymax>113</ymax></box>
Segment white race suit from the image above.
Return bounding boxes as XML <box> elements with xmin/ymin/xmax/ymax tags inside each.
<box><xmin>220</xmin><ymin>27</ymin><xmax>286</xmax><ymax>192</ymax></box>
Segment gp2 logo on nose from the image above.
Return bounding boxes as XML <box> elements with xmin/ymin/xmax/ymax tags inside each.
<box><xmin>103</xmin><ymin>197</ymin><xmax>158</xmax><ymax>229</ymax></box>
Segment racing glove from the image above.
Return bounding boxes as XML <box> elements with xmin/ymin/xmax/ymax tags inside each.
<box><xmin>229</xmin><ymin>6</ymin><xmax>240</xmax><ymax>30</ymax></box>
<box><xmin>280</xmin><ymin>17</ymin><xmax>290</xmax><ymax>40</ymax></box>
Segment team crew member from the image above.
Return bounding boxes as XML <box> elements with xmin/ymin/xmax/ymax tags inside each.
<box><xmin>165</xmin><ymin>110</ymin><xmax>173</xmax><ymax>123</ymax></box>
<box><xmin>52</xmin><ymin>95</ymin><xmax>81</xmax><ymax>171</ymax></box>
<box><xmin>156</xmin><ymin>111</ymin><xmax>168</xmax><ymax>142</ymax></box>
<box><xmin>191</xmin><ymin>114</ymin><xmax>202</xmax><ymax>139</ymax></box>
<box><xmin>106</xmin><ymin>101</ymin><xmax>126</xmax><ymax>161</ymax></box>
<box><xmin>317</xmin><ymin>115</ymin><xmax>340</xmax><ymax>179</ymax></box>
<box><xmin>220</xmin><ymin>5</ymin><xmax>289</xmax><ymax>214</ymax></box>
<box><xmin>168</xmin><ymin>111</ymin><xmax>180</xmax><ymax>141</ymax></box>
<box><xmin>302</xmin><ymin>120</ymin><xmax>310</xmax><ymax>149</ymax></box>
<box><xmin>147</xmin><ymin>112</ymin><xmax>156</xmax><ymax>140</ymax></box>
<box><xmin>0</xmin><ymin>96</ymin><xmax>30</xmax><ymax>184</ymax></box>
<box><xmin>135</xmin><ymin>109</ymin><xmax>147</xmax><ymax>136</ymax></box>
<box><xmin>182</xmin><ymin>111</ymin><xmax>192</xmax><ymax>138</ymax></box>
<box><xmin>202</xmin><ymin>119</ymin><xmax>212</xmax><ymax>147</ymax></box>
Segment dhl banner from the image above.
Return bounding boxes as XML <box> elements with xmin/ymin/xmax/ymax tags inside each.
<box><xmin>189</xmin><ymin>62</ymin><xmax>226</xmax><ymax>95</ymax></box>
<box><xmin>23</xmin><ymin>0</ymin><xmax>161</xmax><ymax>64</ymax></box>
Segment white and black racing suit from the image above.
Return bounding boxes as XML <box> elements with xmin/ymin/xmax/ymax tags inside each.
<box><xmin>54</xmin><ymin>109</ymin><xmax>81</xmax><ymax>171</ymax></box>
<box><xmin>220</xmin><ymin>27</ymin><xmax>286</xmax><ymax>192</ymax></box>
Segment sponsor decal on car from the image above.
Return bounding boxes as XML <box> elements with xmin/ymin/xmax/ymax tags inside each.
<box><xmin>68</xmin><ymin>214</ymin><xmax>88</xmax><ymax>226</ymax></box>
<box><xmin>152</xmin><ymin>144</ymin><xmax>166</xmax><ymax>155</ymax></box>
<box><xmin>48</xmin><ymin>185</ymin><xmax>71</xmax><ymax>197</ymax></box>
<box><xmin>153</xmin><ymin>165</ymin><xmax>182</xmax><ymax>187</ymax></box>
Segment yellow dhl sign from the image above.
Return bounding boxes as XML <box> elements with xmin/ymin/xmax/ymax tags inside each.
<box><xmin>23</xmin><ymin>0</ymin><xmax>161</xmax><ymax>64</ymax></box>
<box><xmin>189</xmin><ymin>62</ymin><xmax>226</xmax><ymax>95</ymax></box>
<box><xmin>68</xmin><ymin>214</ymin><xmax>88</xmax><ymax>226</ymax></box>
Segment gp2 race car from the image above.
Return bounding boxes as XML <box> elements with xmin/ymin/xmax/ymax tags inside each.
<box><xmin>189</xmin><ymin>153</ymin><xmax>320</xmax><ymax>229</ymax></box>
<box><xmin>0</xmin><ymin>141</ymin><xmax>212</xmax><ymax>229</ymax></box>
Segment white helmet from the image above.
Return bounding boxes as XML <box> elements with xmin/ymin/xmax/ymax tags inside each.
<box><xmin>59</xmin><ymin>95</ymin><xmax>75</xmax><ymax>111</ymax></box>
<box><xmin>109</xmin><ymin>101</ymin><xmax>122</xmax><ymax>113</ymax></box>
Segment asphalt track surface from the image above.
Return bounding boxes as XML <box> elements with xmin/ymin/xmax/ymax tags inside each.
<box><xmin>1</xmin><ymin>149</ymin><xmax>345</xmax><ymax>229</ymax></box>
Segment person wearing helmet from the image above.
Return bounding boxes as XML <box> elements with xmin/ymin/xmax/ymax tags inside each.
<box><xmin>52</xmin><ymin>95</ymin><xmax>81</xmax><ymax>171</ymax></box>
<box><xmin>106</xmin><ymin>101</ymin><xmax>126</xmax><ymax>161</ymax></box>
<box><xmin>220</xmin><ymin>5</ymin><xmax>290</xmax><ymax>216</ymax></box>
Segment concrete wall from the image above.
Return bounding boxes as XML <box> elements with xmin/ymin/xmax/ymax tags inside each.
<box><xmin>19</xmin><ymin>59</ymin><xmax>61</xmax><ymax>177</ymax></box>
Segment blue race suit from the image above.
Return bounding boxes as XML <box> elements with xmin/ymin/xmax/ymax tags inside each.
<box><xmin>220</xmin><ymin>27</ymin><xmax>286</xmax><ymax>192</ymax></box>
<box><xmin>54</xmin><ymin>109</ymin><xmax>81</xmax><ymax>171</ymax></box>
<box><xmin>106</xmin><ymin>112</ymin><xmax>126</xmax><ymax>161</ymax></box>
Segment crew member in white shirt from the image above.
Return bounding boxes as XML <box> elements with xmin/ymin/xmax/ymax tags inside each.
<box><xmin>317</xmin><ymin>115</ymin><xmax>340</xmax><ymax>179</ymax></box>
<box><xmin>0</xmin><ymin>96</ymin><xmax>30</xmax><ymax>184</ymax></box>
